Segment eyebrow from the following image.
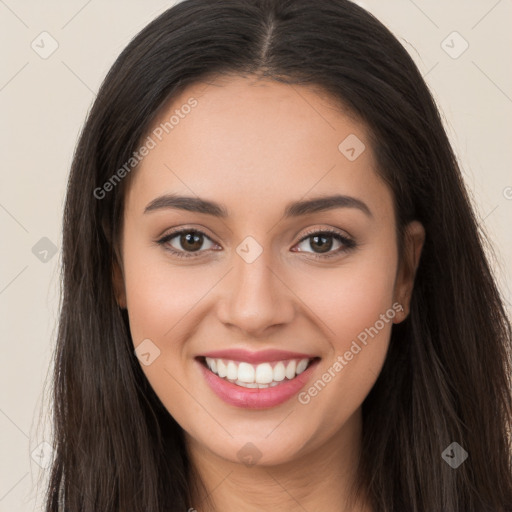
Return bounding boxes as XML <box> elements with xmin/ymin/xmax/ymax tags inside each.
<box><xmin>143</xmin><ymin>193</ymin><xmax>372</xmax><ymax>218</ymax></box>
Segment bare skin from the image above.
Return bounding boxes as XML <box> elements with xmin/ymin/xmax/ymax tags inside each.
<box><xmin>113</xmin><ymin>74</ymin><xmax>425</xmax><ymax>512</ymax></box>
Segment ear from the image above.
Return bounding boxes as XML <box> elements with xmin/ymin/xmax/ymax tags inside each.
<box><xmin>393</xmin><ymin>220</ymin><xmax>425</xmax><ymax>323</ymax></box>
<box><xmin>112</xmin><ymin>249</ymin><xmax>127</xmax><ymax>309</ymax></box>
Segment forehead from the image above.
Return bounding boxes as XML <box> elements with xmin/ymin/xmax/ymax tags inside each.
<box><xmin>125</xmin><ymin>74</ymin><xmax>393</xmax><ymax>223</ymax></box>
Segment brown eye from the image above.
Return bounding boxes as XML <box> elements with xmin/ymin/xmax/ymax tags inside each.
<box><xmin>307</xmin><ymin>233</ymin><xmax>335</xmax><ymax>253</ymax></box>
<box><xmin>293</xmin><ymin>229</ymin><xmax>356</xmax><ymax>259</ymax></box>
<box><xmin>157</xmin><ymin>229</ymin><xmax>217</xmax><ymax>258</ymax></box>
<box><xmin>178</xmin><ymin>231</ymin><xmax>204</xmax><ymax>252</ymax></box>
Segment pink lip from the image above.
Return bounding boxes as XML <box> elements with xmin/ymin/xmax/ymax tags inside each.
<box><xmin>199</xmin><ymin>348</ymin><xmax>317</xmax><ymax>364</ymax></box>
<box><xmin>197</xmin><ymin>357</ymin><xmax>320</xmax><ymax>409</ymax></box>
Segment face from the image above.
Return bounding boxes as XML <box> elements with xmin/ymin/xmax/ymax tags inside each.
<box><xmin>114</xmin><ymin>74</ymin><xmax>424</xmax><ymax>467</ymax></box>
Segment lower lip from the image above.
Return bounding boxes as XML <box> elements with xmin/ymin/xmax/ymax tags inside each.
<box><xmin>197</xmin><ymin>358</ymin><xmax>320</xmax><ymax>409</ymax></box>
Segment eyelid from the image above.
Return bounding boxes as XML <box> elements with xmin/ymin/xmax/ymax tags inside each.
<box><xmin>297</xmin><ymin>226</ymin><xmax>354</xmax><ymax>244</ymax></box>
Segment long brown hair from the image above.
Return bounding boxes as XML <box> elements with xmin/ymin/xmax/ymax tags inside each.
<box><xmin>45</xmin><ymin>0</ymin><xmax>512</xmax><ymax>510</ymax></box>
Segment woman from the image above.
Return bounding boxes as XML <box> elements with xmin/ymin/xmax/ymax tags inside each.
<box><xmin>45</xmin><ymin>0</ymin><xmax>512</xmax><ymax>510</ymax></box>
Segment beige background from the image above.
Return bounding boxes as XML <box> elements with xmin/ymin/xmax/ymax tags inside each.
<box><xmin>0</xmin><ymin>0</ymin><xmax>511</xmax><ymax>509</ymax></box>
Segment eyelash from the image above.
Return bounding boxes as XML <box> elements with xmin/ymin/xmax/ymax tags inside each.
<box><xmin>156</xmin><ymin>227</ymin><xmax>357</xmax><ymax>260</ymax></box>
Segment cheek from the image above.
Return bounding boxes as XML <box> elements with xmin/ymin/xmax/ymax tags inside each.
<box><xmin>291</xmin><ymin>240</ymin><xmax>397</xmax><ymax>415</ymax></box>
<box><xmin>120</xmin><ymin>243</ymin><xmax>209</xmax><ymax>423</ymax></box>
<box><xmin>122</xmin><ymin>241</ymin><xmax>213</xmax><ymax>344</ymax></box>
<box><xmin>292</xmin><ymin>240</ymin><xmax>398</xmax><ymax>346</ymax></box>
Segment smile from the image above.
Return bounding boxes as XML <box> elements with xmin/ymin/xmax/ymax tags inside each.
<box><xmin>202</xmin><ymin>357</ymin><xmax>313</xmax><ymax>388</ymax></box>
<box><xmin>196</xmin><ymin>353</ymin><xmax>321</xmax><ymax>409</ymax></box>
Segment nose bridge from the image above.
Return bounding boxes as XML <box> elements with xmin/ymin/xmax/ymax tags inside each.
<box><xmin>218</xmin><ymin>237</ymin><xmax>294</xmax><ymax>335</ymax></box>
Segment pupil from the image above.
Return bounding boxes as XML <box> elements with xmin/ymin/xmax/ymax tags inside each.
<box><xmin>311</xmin><ymin>234</ymin><xmax>332</xmax><ymax>253</ymax></box>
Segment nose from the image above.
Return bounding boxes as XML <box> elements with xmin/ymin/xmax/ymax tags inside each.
<box><xmin>216</xmin><ymin>245</ymin><xmax>295</xmax><ymax>337</ymax></box>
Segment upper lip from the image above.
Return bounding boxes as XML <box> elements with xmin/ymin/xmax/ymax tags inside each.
<box><xmin>198</xmin><ymin>349</ymin><xmax>318</xmax><ymax>364</ymax></box>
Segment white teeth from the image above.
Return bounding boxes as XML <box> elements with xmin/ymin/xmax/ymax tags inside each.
<box><xmin>238</xmin><ymin>362</ymin><xmax>255</xmax><ymax>383</ymax></box>
<box><xmin>273</xmin><ymin>362</ymin><xmax>285</xmax><ymax>381</ymax></box>
<box><xmin>255</xmin><ymin>363</ymin><xmax>273</xmax><ymax>384</ymax></box>
<box><xmin>216</xmin><ymin>359</ymin><xmax>227</xmax><ymax>378</ymax></box>
<box><xmin>296</xmin><ymin>359</ymin><xmax>309</xmax><ymax>374</ymax></box>
<box><xmin>235</xmin><ymin>380</ymin><xmax>258</xmax><ymax>388</ymax></box>
<box><xmin>285</xmin><ymin>360</ymin><xmax>296</xmax><ymax>379</ymax></box>
<box><xmin>204</xmin><ymin>356</ymin><xmax>313</xmax><ymax>385</ymax></box>
<box><xmin>226</xmin><ymin>361</ymin><xmax>238</xmax><ymax>380</ymax></box>
<box><xmin>231</xmin><ymin>380</ymin><xmax>282</xmax><ymax>389</ymax></box>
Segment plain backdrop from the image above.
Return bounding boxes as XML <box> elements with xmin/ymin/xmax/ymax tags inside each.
<box><xmin>0</xmin><ymin>0</ymin><xmax>511</xmax><ymax>510</ymax></box>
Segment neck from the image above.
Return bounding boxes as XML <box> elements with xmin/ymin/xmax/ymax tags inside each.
<box><xmin>185</xmin><ymin>408</ymin><xmax>373</xmax><ymax>512</ymax></box>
